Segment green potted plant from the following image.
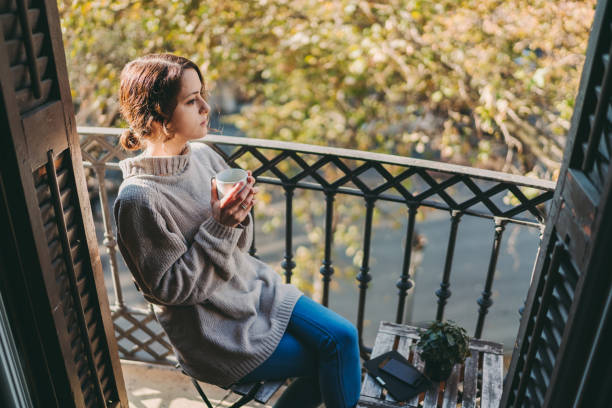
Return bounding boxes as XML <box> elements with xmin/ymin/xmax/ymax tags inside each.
<box><xmin>416</xmin><ymin>320</ymin><xmax>471</xmax><ymax>381</ymax></box>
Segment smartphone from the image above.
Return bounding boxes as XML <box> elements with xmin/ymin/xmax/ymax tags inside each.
<box><xmin>379</xmin><ymin>357</ymin><xmax>423</xmax><ymax>386</ymax></box>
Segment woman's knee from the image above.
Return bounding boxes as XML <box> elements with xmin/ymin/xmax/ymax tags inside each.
<box><xmin>291</xmin><ymin>297</ymin><xmax>359</xmax><ymax>355</ymax></box>
<box><xmin>327</xmin><ymin>319</ymin><xmax>359</xmax><ymax>353</ymax></box>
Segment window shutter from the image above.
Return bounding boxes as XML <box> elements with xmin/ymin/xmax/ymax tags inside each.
<box><xmin>0</xmin><ymin>0</ymin><xmax>127</xmax><ymax>407</ymax></box>
<box><xmin>502</xmin><ymin>1</ymin><xmax>612</xmax><ymax>407</ymax></box>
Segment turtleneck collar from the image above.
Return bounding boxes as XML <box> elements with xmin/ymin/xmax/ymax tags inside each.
<box><xmin>119</xmin><ymin>143</ymin><xmax>191</xmax><ymax>178</ymax></box>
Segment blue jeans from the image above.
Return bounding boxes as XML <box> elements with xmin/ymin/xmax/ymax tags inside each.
<box><xmin>237</xmin><ymin>295</ymin><xmax>361</xmax><ymax>408</ymax></box>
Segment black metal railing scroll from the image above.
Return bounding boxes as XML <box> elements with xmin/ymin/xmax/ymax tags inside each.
<box><xmin>436</xmin><ymin>210</ymin><xmax>462</xmax><ymax>322</ymax></box>
<box><xmin>356</xmin><ymin>198</ymin><xmax>376</xmax><ymax>356</ymax></box>
<box><xmin>282</xmin><ymin>186</ymin><xmax>296</xmax><ymax>284</ymax></box>
<box><xmin>395</xmin><ymin>205</ymin><xmax>417</xmax><ymax>324</ymax></box>
<box><xmin>475</xmin><ymin>218</ymin><xmax>508</xmax><ymax>338</ymax></box>
<box><xmin>78</xmin><ymin>127</ymin><xmax>556</xmax><ymax>364</ymax></box>
<box><xmin>248</xmin><ymin>206</ymin><xmax>258</xmax><ymax>258</ymax></box>
<box><xmin>320</xmin><ymin>192</ymin><xmax>336</xmax><ymax>307</ymax></box>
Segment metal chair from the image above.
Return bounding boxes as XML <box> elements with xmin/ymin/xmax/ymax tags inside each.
<box><xmin>177</xmin><ymin>364</ymin><xmax>286</xmax><ymax>408</ymax></box>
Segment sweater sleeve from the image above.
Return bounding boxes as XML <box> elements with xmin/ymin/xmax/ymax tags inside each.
<box><xmin>201</xmin><ymin>143</ymin><xmax>253</xmax><ymax>252</ymax></box>
<box><xmin>236</xmin><ymin>213</ymin><xmax>253</xmax><ymax>252</ymax></box>
<box><xmin>114</xmin><ymin>197</ymin><xmax>244</xmax><ymax>306</ymax></box>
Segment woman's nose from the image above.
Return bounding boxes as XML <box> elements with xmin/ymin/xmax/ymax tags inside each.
<box><xmin>200</xmin><ymin>98</ymin><xmax>210</xmax><ymax>114</ymax></box>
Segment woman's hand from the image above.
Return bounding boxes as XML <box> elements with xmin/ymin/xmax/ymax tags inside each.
<box><xmin>211</xmin><ymin>170</ymin><xmax>258</xmax><ymax>228</ymax></box>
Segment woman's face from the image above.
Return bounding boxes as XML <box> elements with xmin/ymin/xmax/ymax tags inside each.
<box><xmin>166</xmin><ymin>68</ymin><xmax>210</xmax><ymax>143</ymax></box>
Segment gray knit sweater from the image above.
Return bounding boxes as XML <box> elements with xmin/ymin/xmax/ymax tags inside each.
<box><xmin>113</xmin><ymin>141</ymin><xmax>302</xmax><ymax>387</ymax></box>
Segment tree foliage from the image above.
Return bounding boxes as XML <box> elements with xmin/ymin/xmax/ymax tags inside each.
<box><xmin>61</xmin><ymin>0</ymin><xmax>595</xmax><ymax>177</ymax></box>
<box><xmin>60</xmin><ymin>0</ymin><xmax>596</xmax><ymax>297</ymax></box>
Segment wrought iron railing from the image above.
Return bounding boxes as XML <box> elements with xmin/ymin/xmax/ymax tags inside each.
<box><xmin>79</xmin><ymin>126</ymin><xmax>556</xmax><ymax>364</ymax></box>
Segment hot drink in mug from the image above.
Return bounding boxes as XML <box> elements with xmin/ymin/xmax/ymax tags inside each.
<box><xmin>214</xmin><ymin>168</ymin><xmax>248</xmax><ymax>199</ymax></box>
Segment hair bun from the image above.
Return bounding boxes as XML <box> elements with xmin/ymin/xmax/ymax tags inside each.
<box><xmin>120</xmin><ymin>128</ymin><xmax>142</xmax><ymax>151</ymax></box>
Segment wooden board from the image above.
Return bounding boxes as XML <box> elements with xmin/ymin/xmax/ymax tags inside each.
<box><xmin>482</xmin><ymin>353</ymin><xmax>503</xmax><ymax>408</ymax></box>
<box><xmin>361</xmin><ymin>322</ymin><xmax>396</xmax><ymax>400</ymax></box>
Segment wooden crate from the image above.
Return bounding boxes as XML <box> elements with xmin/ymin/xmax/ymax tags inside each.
<box><xmin>359</xmin><ymin>322</ymin><xmax>503</xmax><ymax>408</ymax></box>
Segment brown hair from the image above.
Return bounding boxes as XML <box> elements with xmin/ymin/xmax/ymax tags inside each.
<box><xmin>118</xmin><ymin>53</ymin><xmax>204</xmax><ymax>151</ymax></box>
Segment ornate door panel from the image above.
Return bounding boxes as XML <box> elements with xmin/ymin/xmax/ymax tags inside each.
<box><xmin>502</xmin><ymin>0</ymin><xmax>612</xmax><ymax>407</ymax></box>
<box><xmin>0</xmin><ymin>0</ymin><xmax>127</xmax><ymax>406</ymax></box>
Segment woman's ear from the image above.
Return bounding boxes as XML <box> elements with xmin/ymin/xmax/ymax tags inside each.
<box><xmin>149</xmin><ymin>121</ymin><xmax>167</xmax><ymax>141</ymax></box>
<box><xmin>162</xmin><ymin>121</ymin><xmax>171</xmax><ymax>136</ymax></box>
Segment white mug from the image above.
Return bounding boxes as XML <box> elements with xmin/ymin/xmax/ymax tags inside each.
<box><xmin>214</xmin><ymin>168</ymin><xmax>248</xmax><ymax>199</ymax></box>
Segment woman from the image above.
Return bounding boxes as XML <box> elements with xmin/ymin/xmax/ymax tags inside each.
<box><xmin>113</xmin><ymin>53</ymin><xmax>361</xmax><ymax>407</ymax></box>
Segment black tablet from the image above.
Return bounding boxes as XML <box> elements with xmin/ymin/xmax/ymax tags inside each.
<box><xmin>364</xmin><ymin>350</ymin><xmax>432</xmax><ymax>401</ymax></box>
<box><xmin>379</xmin><ymin>357</ymin><xmax>423</xmax><ymax>386</ymax></box>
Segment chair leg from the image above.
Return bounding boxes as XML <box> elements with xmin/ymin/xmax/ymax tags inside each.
<box><xmin>190</xmin><ymin>377</ymin><xmax>214</xmax><ymax>408</ymax></box>
<box><xmin>191</xmin><ymin>377</ymin><xmax>264</xmax><ymax>408</ymax></box>
<box><xmin>227</xmin><ymin>381</ymin><xmax>262</xmax><ymax>408</ymax></box>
